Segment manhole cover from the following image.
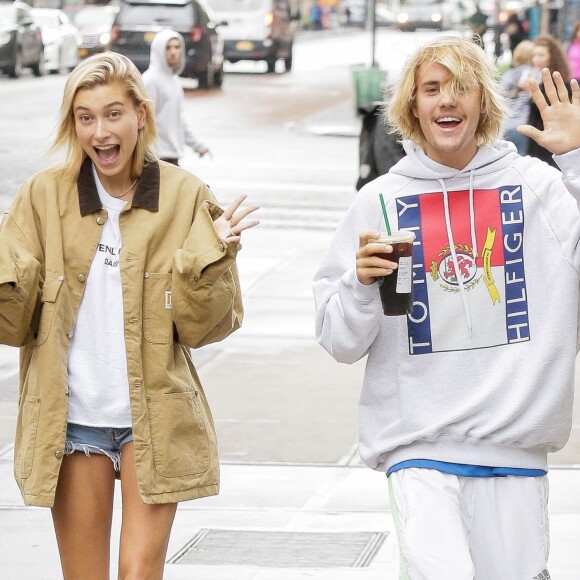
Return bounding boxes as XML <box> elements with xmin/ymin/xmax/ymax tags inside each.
<box><xmin>169</xmin><ymin>529</ymin><xmax>387</xmax><ymax>568</ymax></box>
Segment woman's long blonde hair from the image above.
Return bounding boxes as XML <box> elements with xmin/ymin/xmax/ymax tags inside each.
<box><xmin>50</xmin><ymin>52</ymin><xmax>157</xmax><ymax>181</ymax></box>
<box><xmin>387</xmin><ymin>36</ymin><xmax>508</xmax><ymax>149</ymax></box>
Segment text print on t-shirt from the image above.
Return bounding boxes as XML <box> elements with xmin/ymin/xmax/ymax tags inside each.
<box><xmin>97</xmin><ymin>243</ymin><xmax>121</xmax><ymax>268</ymax></box>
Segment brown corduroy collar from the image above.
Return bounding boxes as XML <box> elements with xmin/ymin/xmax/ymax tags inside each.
<box><xmin>77</xmin><ymin>157</ymin><xmax>160</xmax><ymax>216</ymax></box>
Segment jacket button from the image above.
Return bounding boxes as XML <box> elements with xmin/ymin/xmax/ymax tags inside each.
<box><xmin>96</xmin><ymin>216</ymin><xmax>105</xmax><ymax>225</ymax></box>
<box><xmin>237</xmin><ymin>243</ymin><xmax>242</xmax><ymax>251</ymax></box>
<box><xmin>144</xmin><ymin>272</ymin><xmax>149</xmax><ymax>278</ymax></box>
<box><xmin>67</xmin><ymin>331</ymin><xmax>73</xmax><ymax>339</ymax></box>
<box><xmin>57</xmin><ymin>275</ymin><xmax>64</xmax><ymax>281</ymax></box>
<box><xmin>219</xmin><ymin>243</ymin><xmax>225</xmax><ymax>252</ymax></box>
<box><xmin>77</xmin><ymin>274</ymin><xmax>86</xmax><ymax>283</ymax></box>
<box><xmin>65</xmin><ymin>389</ymin><xmax>70</xmax><ymax>396</ymax></box>
<box><xmin>129</xmin><ymin>317</ymin><xmax>140</xmax><ymax>323</ymax></box>
<box><xmin>55</xmin><ymin>450</ymin><xmax>63</xmax><ymax>459</ymax></box>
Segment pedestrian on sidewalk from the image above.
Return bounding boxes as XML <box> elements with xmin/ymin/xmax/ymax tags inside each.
<box><xmin>143</xmin><ymin>29</ymin><xmax>210</xmax><ymax>166</ymax></box>
<box><xmin>0</xmin><ymin>51</ymin><xmax>258</xmax><ymax>579</ymax></box>
<box><xmin>565</xmin><ymin>21</ymin><xmax>580</xmax><ymax>81</ymax></box>
<box><xmin>526</xmin><ymin>34</ymin><xmax>572</xmax><ymax>166</ymax></box>
<box><xmin>313</xmin><ymin>36</ymin><xmax>580</xmax><ymax>579</ymax></box>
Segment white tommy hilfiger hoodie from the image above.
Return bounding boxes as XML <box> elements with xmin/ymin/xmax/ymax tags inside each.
<box><xmin>314</xmin><ymin>140</ymin><xmax>580</xmax><ymax>473</ymax></box>
<box><xmin>142</xmin><ymin>29</ymin><xmax>206</xmax><ymax>159</ymax></box>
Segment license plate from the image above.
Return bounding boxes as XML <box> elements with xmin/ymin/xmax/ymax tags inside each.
<box><xmin>236</xmin><ymin>41</ymin><xmax>254</xmax><ymax>51</ymax></box>
<box><xmin>79</xmin><ymin>48</ymin><xmax>88</xmax><ymax>58</ymax></box>
<box><xmin>144</xmin><ymin>31</ymin><xmax>156</xmax><ymax>42</ymax></box>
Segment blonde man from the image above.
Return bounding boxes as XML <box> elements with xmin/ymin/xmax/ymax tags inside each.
<box><xmin>314</xmin><ymin>36</ymin><xmax>580</xmax><ymax>579</ymax></box>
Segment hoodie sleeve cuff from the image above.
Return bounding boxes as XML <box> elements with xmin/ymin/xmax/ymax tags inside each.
<box><xmin>345</xmin><ymin>269</ymin><xmax>381</xmax><ymax>303</ymax></box>
<box><xmin>554</xmin><ymin>149</ymin><xmax>580</xmax><ymax>177</ymax></box>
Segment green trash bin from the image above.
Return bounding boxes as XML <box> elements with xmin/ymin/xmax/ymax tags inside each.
<box><xmin>352</xmin><ymin>67</ymin><xmax>387</xmax><ymax>111</ymax></box>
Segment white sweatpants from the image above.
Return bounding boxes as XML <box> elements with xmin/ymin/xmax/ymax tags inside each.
<box><xmin>388</xmin><ymin>468</ymin><xmax>550</xmax><ymax>580</ymax></box>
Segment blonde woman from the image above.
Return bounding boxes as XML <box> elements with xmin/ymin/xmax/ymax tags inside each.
<box><xmin>314</xmin><ymin>36</ymin><xmax>580</xmax><ymax>579</ymax></box>
<box><xmin>0</xmin><ymin>52</ymin><xmax>258</xmax><ymax>579</ymax></box>
<box><xmin>500</xmin><ymin>39</ymin><xmax>536</xmax><ymax>154</ymax></box>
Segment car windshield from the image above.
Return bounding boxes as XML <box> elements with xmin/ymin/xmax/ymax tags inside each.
<box><xmin>0</xmin><ymin>4</ymin><xmax>16</xmax><ymax>24</ymax></box>
<box><xmin>31</xmin><ymin>11</ymin><xmax>60</xmax><ymax>28</ymax></box>
<box><xmin>118</xmin><ymin>3</ymin><xmax>193</xmax><ymax>24</ymax></box>
<box><xmin>210</xmin><ymin>0</ymin><xmax>264</xmax><ymax>11</ymax></box>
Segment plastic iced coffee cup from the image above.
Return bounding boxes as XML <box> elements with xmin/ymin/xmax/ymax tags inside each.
<box><xmin>376</xmin><ymin>231</ymin><xmax>415</xmax><ymax>316</ymax></box>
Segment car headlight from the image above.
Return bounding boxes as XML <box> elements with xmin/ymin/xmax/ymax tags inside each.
<box><xmin>431</xmin><ymin>13</ymin><xmax>442</xmax><ymax>22</ymax></box>
<box><xmin>99</xmin><ymin>32</ymin><xmax>110</xmax><ymax>46</ymax></box>
<box><xmin>397</xmin><ymin>13</ymin><xmax>409</xmax><ymax>23</ymax></box>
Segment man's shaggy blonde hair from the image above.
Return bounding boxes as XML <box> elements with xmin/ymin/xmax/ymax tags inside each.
<box><xmin>387</xmin><ymin>36</ymin><xmax>508</xmax><ymax>149</ymax></box>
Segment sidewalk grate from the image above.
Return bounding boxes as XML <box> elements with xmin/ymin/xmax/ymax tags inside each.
<box><xmin>168</xmin><ymin>529</ymin><xmax>387</xmax><ymax>568</ymax></box>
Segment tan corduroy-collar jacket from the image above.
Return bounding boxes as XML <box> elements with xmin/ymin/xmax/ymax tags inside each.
<box><xmin>0</xmin><ymin>158</ymin><xmax>242</xmax><ymax>507</ymax></box>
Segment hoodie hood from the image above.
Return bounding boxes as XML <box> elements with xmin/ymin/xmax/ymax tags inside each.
<box><xmin>148</xmin><ymin>28</ymin><xmax>185</xmax><ymax>76</ymax></box>
<box><xmin>390</xmin><ymin>139</ymin><xmax>520</xmax><ymax>336</ymax></box>
<box><xmin>391</xmin><ymin>139</ymin><xmax>519</xmax><ymax>180</ymax></box>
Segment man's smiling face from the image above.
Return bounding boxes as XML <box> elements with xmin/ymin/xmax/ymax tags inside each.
<box><xmin>412</xmin><ymin>61</ymin><xmax>483</xmax><ymax>169</ymax></box>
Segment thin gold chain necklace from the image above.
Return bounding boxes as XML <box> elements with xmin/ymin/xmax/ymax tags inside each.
<box><xmin>109</xmin><ymin>178</ymin><xmax>138</xmax><ymax>199</ymax></box>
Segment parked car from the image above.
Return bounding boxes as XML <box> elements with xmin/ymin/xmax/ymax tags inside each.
<box><xmin>342</xmin><ymin>0</ymin><xmax>396</xmax><ymax>28</ymax></box>
<box><xmin>74</xmin><ymin>5</ymin><xmax>119</xmax><ymax>59</ymax></box>
<box><xmin>393</xmin><ymin>0</ymin><xmax>474</xmax><ymax>31</ymax></box>
<box><xmin>394</xmin><ymin>0</ymin><xmax>446</xmax><ymax>31</ymax></box>
<box><xmin>209</xmin><ymin>0</ymin><xmax>296</xmax><ymax>73</ymax></box>
<box><xmin>31</xmin><ymin>8</ymin><xmax>80</xmax><ymax>74</ymax></box>
<box><xmin>0</xmin><ymin>1</ymin><xmax>44</xmax><ymax>78</ymax></box>
<box><xmin>109</xmin><ymin>0</ymin><xmax>225</xmax><ymax>88</ymax></box>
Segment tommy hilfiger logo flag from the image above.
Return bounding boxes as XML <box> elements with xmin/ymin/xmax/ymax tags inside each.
<box><xmin>397</xmin><ymin>185</ymin><xmax>530</xmax><ymax>355</ymax></box>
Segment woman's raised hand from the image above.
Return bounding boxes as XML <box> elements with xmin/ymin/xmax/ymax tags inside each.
<box><xmin>213</xmin><ymin>194</ymin><xmax>260</xmax><ymax>242</ymax></box>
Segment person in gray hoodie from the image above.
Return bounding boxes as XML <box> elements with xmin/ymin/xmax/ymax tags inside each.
<box><xmin>313</xmin><ymin>36</ymin><xmax>580</xmax><ymax>579</ymax></box>
<box><xmin>143</xmin><ymin>29</ymin><xmax>209</xmax><ymax>165</ymax></box>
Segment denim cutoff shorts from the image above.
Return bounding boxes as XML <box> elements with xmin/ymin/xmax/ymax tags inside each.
<box><xmin>64</xmin><ymin>423</ymin><xmax>133</xmax><ymax>472</ymax></box>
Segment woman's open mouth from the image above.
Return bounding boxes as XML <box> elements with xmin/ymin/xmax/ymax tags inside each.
<box><xmin>95</xmin><ymin>144</ymin><xmax>120</xmax><ymax>166</ymax></box>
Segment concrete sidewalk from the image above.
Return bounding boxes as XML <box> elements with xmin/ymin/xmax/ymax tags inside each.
<box><xmin>1</xmin><ymin>98</ymin><xmax>580</xmax><ymax>579</ymax></box>
<box><xmin>1</xmin><ymin>226</ymin><xmax>580</xmax><ymax>579</ymax></box>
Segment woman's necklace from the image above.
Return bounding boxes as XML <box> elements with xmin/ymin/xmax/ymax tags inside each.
<box><xmin>109</xmin><ymin>178</ymin><xmax>138</xmax><ymax>199</ymax></box>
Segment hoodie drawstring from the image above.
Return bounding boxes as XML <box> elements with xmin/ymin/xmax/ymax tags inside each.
<box><xmin>438</xmin><ymin>174</ymin><xmax>476</xmax><ymax>336</ymax></box>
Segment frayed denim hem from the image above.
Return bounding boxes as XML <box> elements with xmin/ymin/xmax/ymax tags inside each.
<box><xmin>63</xmin><ymin>440</ymin><xmax>121</xmax><ymax>472</ymax></box>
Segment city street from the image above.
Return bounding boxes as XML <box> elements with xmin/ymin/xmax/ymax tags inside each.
<box><xmin>1</xmin><ymin>27</ymin><xmax>579</xmax><ymax>578</ymax></box>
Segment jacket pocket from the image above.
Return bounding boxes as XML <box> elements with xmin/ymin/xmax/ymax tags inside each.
<box><xmin>0</xmin><ymin>287</ymin><xmax>28</xmax><ymax>346</ymax></box>
<box><xmin>35</xmin><ymin>274</ymin><xmax>62</xmax><ymax>346</ymax></box>
<box><xmin>143</xmin><ymin>273</ymin><xmax>173</xmax><ymax>344</ymax></box>
<box><xmin>146</xmin><ymin>391</ymin><xmax>209</xmax><ymax>478</ymax></box>
<box><xmin>15</xmin><ymin>395</ymin><xmax>41</xmax><ymax>479</ymax></box>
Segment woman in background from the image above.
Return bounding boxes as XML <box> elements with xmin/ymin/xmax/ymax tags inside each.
<box><xmin>500</xmin><ymin>40</ymin><xmax>536</xmax><ymax>155</ymax></box>
<box><xmin>566</xmin><ymin>21</ymin><xmax>580</xmax><ymax>80</ymax></box>
<box><xmin>526</xmin><ymin>34</ymin><xmax>572</xmax><ymax>166</ymax></box>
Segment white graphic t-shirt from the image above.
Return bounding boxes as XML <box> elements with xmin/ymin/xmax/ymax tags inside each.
<box><xmin>67</xmin><ymin>166</ymin><xmax>131</xmax><ymax>427</ymax></box>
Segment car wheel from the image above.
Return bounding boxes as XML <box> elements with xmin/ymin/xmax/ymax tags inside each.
<box><xmin>49</xmin><ymin>47</ymin><xmax>64</xmax><ymax>74</ymax></box>
<box><xmin>198</xmin><ymin>65</ymin><xmax>214</xmax><ymax>89</ymax></box>
<box><xmin>266</xmin><ymin>57</ymin><xmax>276</xmax><ymax>73</ymax></box>
<box><xmin>7</xmin><ymin>50</ymin><xmax>23</xmax><ymax>78</ymax></box>
<box><xmin>32</xmin><ymin>52</ymin><xmax>45</xmax><ymax>77</ymax></box>
<box><xmin>284</xmin><ymin>53</ymin><xmax>292</xmax><ymax>72</ymax></box>
<box><xmin>213</xmin><ymin>66</ymin><xmax>223</xmax><ymax>88</ymax></box>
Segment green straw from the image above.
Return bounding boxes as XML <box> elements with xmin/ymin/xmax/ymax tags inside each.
<box><xmin>379</xmin><ymin>193</ymin><xmax>391</xmax><ymax>235</ymax></box>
